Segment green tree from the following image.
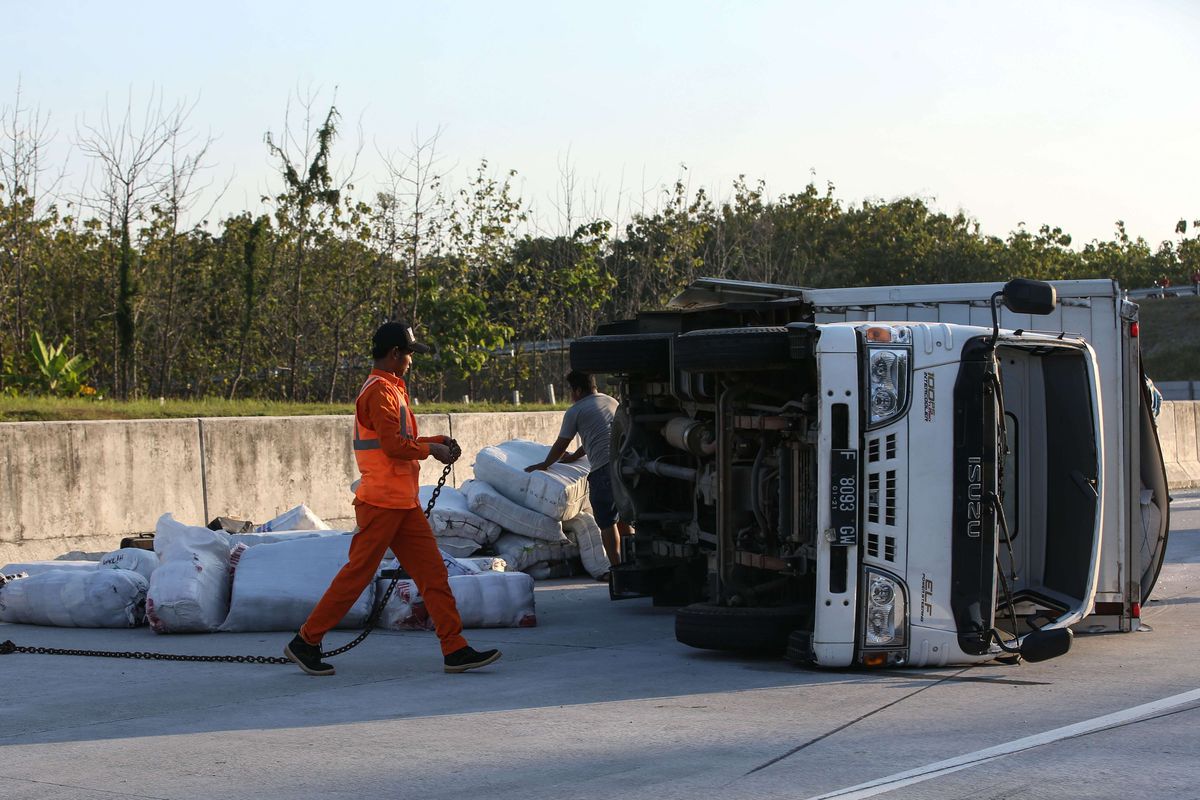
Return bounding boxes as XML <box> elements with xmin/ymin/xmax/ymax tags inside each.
<box><xmin>264</xmin><ymin>102</ymin><xmax>342</xmax><ymax>400</ymax></box>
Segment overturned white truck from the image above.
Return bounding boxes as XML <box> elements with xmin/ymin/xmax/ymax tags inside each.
<box><xmin>571</xmin><ymin>278</ymin><xmax>1170</xmax><ymax>667</ymax></box>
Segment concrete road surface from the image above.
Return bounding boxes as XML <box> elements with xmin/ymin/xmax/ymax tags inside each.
<box><xmin>3</xmin><ymin>491</ymin><xmax>1198</xmax><ymax>800</ymax></box>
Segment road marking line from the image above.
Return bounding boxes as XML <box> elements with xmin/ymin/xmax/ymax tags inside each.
<box><xmin>803</xmin><ymin>687</ymin><xmax>1200</xmax><ymax>800</ymax></box>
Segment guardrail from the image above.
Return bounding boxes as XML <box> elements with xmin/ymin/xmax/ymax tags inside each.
<box><xmin>1158</xmin><ymin>381</ymin><xmax>1200</xmax><ymax>401</ymax></box>
<box><xmin>1127</xmin><ymin>286</ymin><xmax>1200</xmax><ymax>300</ymax></box>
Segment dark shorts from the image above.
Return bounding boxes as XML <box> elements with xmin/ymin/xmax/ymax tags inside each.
<box><xmin>587</xmin><ymin>466</ymin><xmax>619</xmax><ymax>528</ymax></box>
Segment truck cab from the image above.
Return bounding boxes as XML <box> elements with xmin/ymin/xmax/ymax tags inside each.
<box><xmin>571</xmin><ymin>278</ymin><xmax>1169</xmax><ymax>667</ymax></box>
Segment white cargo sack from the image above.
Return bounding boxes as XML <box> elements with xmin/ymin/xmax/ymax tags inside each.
<box><xmin>229</xmin><ymin>529</ymin><xmax>345</xmax><ymax>548</ymax></box>
<box><xmin>421</xmin><ymin>485</ymin><xmax>501</xmax><ymax>550</ymax></box>
<box><xmin>432</xmin><ymin>535</ymin><xmax>481</xmax><ymax>558</ymax></box>
<box><xmin>564</xmin><ymin>513</ymin><xmax>611</xmax><ymax>579</ymax></box>
<box><xmin>380</xmin><ymin>549</ymin><xmax>479</xmax><ymax>580</ymax></box>
<box><xmin>461</xmin><ymin>479</ymin><xmax>566</xmax><ymax>543</ymax></box>
<box><xmin>493</xmin><ymin>532</ymin><xmax>579</xmax><ymax>573</ymax></box>
<box><xmin>255</xmin><ymin>504</ymin><xmax>331</xmax><ymax>532</ymax></box>
<box><xmin>377</xmin><ymin>571</ymin><xmax>536</xmax><ymax>630</ymax></box>
<box><xmin>1</xmin><ymin>560</ymin><xmax>97</xmax><ymax>577</ymax></box>
<box><xmin>146</xmin><ymin>514</ymin><xmax>232</xmax><ymax>633</ymax></box>
<box><xmin>98</xmin><ymin>548</ymin><xmax>159</xmax><ymax>582</ymax></box>
<box><xmin>221</xmin><ymin>535</ymin><xmax>373</xmax><ymax>632</ymax></box>
<box><xmin>458</xmin><ymin>556</ymin><xmax>507</xmax><ymax>573</ymax></box>
<box><xmin>473</xmin><ymin>440</ymin><xmax>592</xmax><ymax>520</ymax></box>
<box><xmin>0</xmin><ymin>569</ymin><xmax>148</xmax><ymax>627</ymax></box>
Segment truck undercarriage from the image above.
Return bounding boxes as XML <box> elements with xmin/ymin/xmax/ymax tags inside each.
<box><xmin>573</xmin><ymin>303</ymin><xmax>830</xmax><ymax>656</ymax></box>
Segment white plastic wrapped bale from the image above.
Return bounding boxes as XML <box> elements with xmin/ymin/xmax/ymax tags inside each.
<box><xmin>461</xmin><ymin>479</ymin><xmax>566</xmax><ymax>543</ymax></box>
<box><xmin>375</xmin><ymin>579</ymin><xmax>432</xmax><ymax>630</ymax></box>
<box><xmin>473</xmin><ymin>439</ymin><xmax>592</xmax><ymax>520</ymax></box>
<box><xmin>453</xmin><ymin>572</ymin><xmax>536</xmax><ymax>627</ymax></box>
<box><xmin>220</xmin><ymin>534</ymin><xmax>373</xmax><ymax>632</ymax></box>
<box><xmin>1</xmin><ymin>560</ymin><xmax>98</xmax><ymax>577</ymax></box>
<box><xmin>458</xmin><ymin>555</ymin><xmax>506</xmax><ymax>573</ymax></box>
<box><xmin>98</xmin><ymin>547</ymin><xmax>160</xmax><ymax>582</ymax></box>
<box><xmin>380</xmin><ymin>549</ymin><xmax>479</xmax><ymax>580</ymax></box>
<box><xmin>228</xmin><ymin>529</ymin><xmax>346</xmax><ymax>548</ymax></box>
<box><xmin>431</xmin><ymin>536</ymin><xmax>480</xmax><ymax>558</ymax></box>
<box><xmin>376</xmin><ymin>571</ymin><xmax>536</xmax><ymax>630</ymax></box>
<box><xmin>493</xmin><ymin>532</ymin><xmax>579</xmax><ymax>573</ymax></box>
<box><xmin>146</xmin><ymin>514</ymin><xmax>233</xmax><ymax>633</ymax></box>
<box><xmin>0</xmin><ymin>569</ymin><xmax>148</xmax><ymax>627</ymax></box>
<box><xmin>255</xmin><ymin>504</ymin><xmax>331</xmax><ymax>532</ymax></box>
<box><xmin>563</xmin><ymin>513</ymin><xmax>611</xmax><ymax>579</ymax></box>
<box><xmin>420</xmin><ymin>484</ymin><xmax>501</xmax><ymax>558</ymax></box>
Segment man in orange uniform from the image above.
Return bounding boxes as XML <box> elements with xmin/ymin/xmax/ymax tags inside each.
<box><xmin>284</xmin><ymin>322</ymin><xmax>501</xmax><ymax>676</ymax></box>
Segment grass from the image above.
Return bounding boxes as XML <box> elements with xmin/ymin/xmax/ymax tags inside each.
<box><xmin>0</xmin><ymin>396</ymin><xmax>569</xmax><ymax>422</ymax></box>
<box><xmin>1138</xmin><ymin>294</ymin><xmax>1200</xmax><ymax>382</ymax></box>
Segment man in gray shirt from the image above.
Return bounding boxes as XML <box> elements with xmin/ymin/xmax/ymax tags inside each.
<box><xmin>526</xmin><ymin>370</ymin><xmax>627</xmax><ymax>572</ymax></box>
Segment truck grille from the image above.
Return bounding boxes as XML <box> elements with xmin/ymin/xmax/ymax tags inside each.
<box><xmin>865</xmin><ymin>433</ymin><xmax>904</xmax><ymax>566</ymax></box>
<box><xmin>867</xmin><ymin>469</ymin><xmax>896</xmax><ymax>526</ymax></box>
<box><xmin>868</xmin><ymin>433</ymin><xmax>897</xmax><ymax>463</ymax></box>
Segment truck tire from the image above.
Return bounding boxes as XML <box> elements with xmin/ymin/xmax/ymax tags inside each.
<box><xmin>785</xmin><ymin>628</ymin><xmax>815</xmax><ymax>665</ymax></box>
<box><xmin>673</xmin><ymin>326</ymin><xmax>791</xmax><ymax>372</ymax></box>
<box><xmin>675</xmin><ymin>603</ymin><xmax>808</xmax><ymax>654</ymax></box>
<box><xmin>570</xmin><ymin>333</ymin><xmax>672</xmax><ymax>375</ymax></box>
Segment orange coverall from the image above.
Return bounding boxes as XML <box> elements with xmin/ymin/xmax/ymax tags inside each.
<box><xmin>299</xmin><ymin>369</ymin><xmax>467</xmax><ymax>655</ymax></box>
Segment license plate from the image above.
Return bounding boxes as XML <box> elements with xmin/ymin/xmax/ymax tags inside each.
<box><xmin>830</xmin><ymin>449</ymin><xmax>859</xmax><ymax>545</ymax></box>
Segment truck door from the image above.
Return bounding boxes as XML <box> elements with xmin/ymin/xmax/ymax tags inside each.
<box><xmin>1137</xmin><ymin>370</ymin><xmax>1171</xmax><ymax>603</ymax></box>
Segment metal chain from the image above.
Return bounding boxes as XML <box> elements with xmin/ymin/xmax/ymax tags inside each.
<box><xmin>320</xmin><ymin>446</ymin><xmax>456</xmax><ymax>659</ymax></box>
<box><xmin>1</xmin><ymin>442</ymin><xmax>459</xmax><ymax>667</ymax></box>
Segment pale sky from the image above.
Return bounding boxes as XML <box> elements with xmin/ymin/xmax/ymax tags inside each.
<box><xmin>3</xmin><ymin>0</ymin><xmax>1198</xmax><ymax>246</ymax></box>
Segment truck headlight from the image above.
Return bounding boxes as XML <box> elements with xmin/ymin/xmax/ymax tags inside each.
<box><xmin>866</xmin><ymin>344</ymin><xmax>910</xmax><ymax>428</ymax></box>
<box><xmin>863</xmin><ymin>570</ymin><xmax>907</xmax><ymax>647</ymax></box>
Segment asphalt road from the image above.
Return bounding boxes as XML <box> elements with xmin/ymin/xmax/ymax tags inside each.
<box><xmin>2</xmin><ymin>491</ymin><xmax>1198</xmax><ymax>800</ymax></box>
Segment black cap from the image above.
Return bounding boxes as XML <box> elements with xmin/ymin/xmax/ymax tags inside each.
<box><xmin>372</xmin><ymin>321</ymin><xmax>432</xmax><ymax>356</ymax></box>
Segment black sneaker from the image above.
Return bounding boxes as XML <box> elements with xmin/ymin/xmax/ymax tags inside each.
<box><xmin>443</xmin><ymin>645</ymin><xmax>502</xmax><ymax>673</ymax></box>
<box><xmin>284</xmin><ymin>634</ymin><xmax>335</xmax><ymax>676</ymax></box>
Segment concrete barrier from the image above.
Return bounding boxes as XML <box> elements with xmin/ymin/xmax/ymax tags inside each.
<box><xmin>0</xmin><ymin>412</ymin><xmax>558</xmax><ymax>564</ymax></box>
<box><xmin>1167</xmin><ymin>401</ymin><xmax>1200</xmax><ymax>488</ymax></box>
<box><xmin>2</xmin><ymin>403</ymin><xmax>1198</xmax><ymax>564</ymax></box>
<box><xmin>0</xmin><ymin>420</ymin><xmax>206</xmax><ymax>562</ymax></box>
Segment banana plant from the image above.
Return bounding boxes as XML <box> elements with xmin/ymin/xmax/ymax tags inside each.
<box><xmin>29</xmin><ymin>331</ymin><xmax>94</xmax><ymax>396</ymax></box>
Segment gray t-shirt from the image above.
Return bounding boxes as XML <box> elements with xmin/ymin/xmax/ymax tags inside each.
<box><xmin>559</xmin><ymin>392</ymin><xmax>619</xmax><ymax>469</ymax></box>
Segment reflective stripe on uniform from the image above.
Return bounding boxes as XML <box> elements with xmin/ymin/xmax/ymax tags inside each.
<box><xmin>353</xmin><ymin>375</ymin><xmax>386</xmax><ymax>450</ymax></box>
<box><xmin>353</xmin><ymin>370</ymin><xmax>422</xmax><ymax>509</ymax></box>
<box><xmin>353</xmin><ymin>425</ymin><xmax>382</xmax><ymax>450</ymax></box>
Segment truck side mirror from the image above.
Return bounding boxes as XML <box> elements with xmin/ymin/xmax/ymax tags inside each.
<box><xmin>1002</xmin><ymin>279</ymin><xmax>1057</xmax><ymax>316</ymax></box>
<box><xmin>1018</xmin><ymin>627</ymin><xmax>1072</xmax><ymax>662</ymax></box>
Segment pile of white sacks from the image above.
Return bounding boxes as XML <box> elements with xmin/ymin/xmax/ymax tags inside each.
<box><xmin>0</xmin><ymin>503</ymin><xmax>535</xmax><ymax>634</ymax></box>
<box><xmin>432</xmin><ymin>439</ymin><xmax>611</xmax><ymax>581</ymax></box>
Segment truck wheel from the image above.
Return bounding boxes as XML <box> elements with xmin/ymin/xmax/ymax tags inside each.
<box><xmin>673</xmin><ymin>326</ymin><xmax>791</xmax><ymax>372</ymax></box>
<box><xmin>675</xmin><ymin>603</ymin><xmax>808</xmax><ymax>654</ymax></box>
<box><xmin>785</xmin><ymin>628</ymin><xmax>815</xmax><ymax>665</ymax></box>
<box><xmin>570</xmin><ymin>333</ymin><xmax>672</xmax><ymax>375</ymax></box>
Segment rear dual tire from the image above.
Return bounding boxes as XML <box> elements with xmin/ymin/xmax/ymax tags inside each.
<box><xmin>672</xmin><ymin>326</ymin><xmax>792</xmax><ymax>372</ymax></box>
<box><xmin>570</xmin><ymin>333</ymin><xmax>672</xmax><ymax>375</ymax></box>
<box><xmin>675</xmin><ymin>603</ymin><xmax>808</xmax><ymax>654</ymax></box>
